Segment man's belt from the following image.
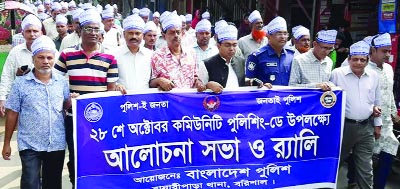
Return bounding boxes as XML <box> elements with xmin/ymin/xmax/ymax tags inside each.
<box><xmin>345</xmin><ymin>118</ymin><xmax>369</xmax><ymax>125</ymax></box>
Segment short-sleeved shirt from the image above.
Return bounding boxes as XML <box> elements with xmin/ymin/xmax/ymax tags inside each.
<box><xmin>245</xmin><ymin>44</ymin><xmax>295</xmax><ymax>86</ymax></box>
<box><xmin>238</xmin><ymin>34</ymin><xmax>268</xmax><ymax>60</ymax></box>
<box><xmin>5</xmin><ymin>70</ymin><xmax>69</xmax><ymax>152</ymax></box>
<box><xmin>151</xmin><ymin>46</ymin><xmax>198</xmax><ymax>88</ymax></box>
<box><xmin>54</xmin><ymin>44</ymin><xmax>119</xmax><ymax>94</ymax></box>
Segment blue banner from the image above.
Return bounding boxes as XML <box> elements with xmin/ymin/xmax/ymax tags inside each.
<box><xmin>378</xmin><ymin>0</ymin><xmax>398</xmax><ymax>33</ymax></box>
<box><xmin>74</xmin><ymin>88</ymin><xmax>344</xmax><ymax>189</ymax></box>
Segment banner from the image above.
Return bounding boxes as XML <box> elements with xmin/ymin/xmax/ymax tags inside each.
<box><xmin>378</xmin><ymin>0</ymin><xmax>398</xmax><ymax>33</ymax></box>
<box><xmin>74</xmin><ymin>88</ymin><xmax>344</xmax><ymax>189</ymax></box>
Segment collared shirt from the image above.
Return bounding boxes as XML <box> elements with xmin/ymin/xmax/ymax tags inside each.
<box><xmin>11</xmin><ymin>33</ymin><xmax>25</xmax><ymax>47</ymax></box>
<box><xmin>103</xmin><ymin>27</ymin><xmax>125</xmax><ymax>54</ymax></box>
<box><xmin>225</xmin><ymin>61</ymin><xmax>240</xmax><ymax>89</ymax></box>
<box><xmin>113</xmin><ymin>45</ymin><xmax>153</xmax><ymax>90</ymax></box>
<box><xmin>43</xmin><ymin>17</ymin><xmax>58</xmax><ymax>40</ymax></box>
<box><xmin>289</xmin><ymin>49</ymin><xmax>334</xmax><ymax>88</ymax></box>
<box><xmin>59</xmin><ymin>31</ymin><xmax>81</xmax><ymax>51</ymax></box>
<box><xmin>330</xmin><ymin>66</ymin><xmax>382</xmax><ymax>126</ymax></box>
<box><xmin>5</xmin><ymin>70</ymin><xmax>69</xmax><ymax>152</ymax></box>
<box><xmin>369</xmin><ymin>62</ymin><xmax>399</xmax><ymax>155</ymax></box>
<box><xmin>245</xmin><ymin>44</ymin><xmax>295</xmax><ymax>86</ymax></box>
<box><xmin>54</xmin><ymin>44</ymin><xmax>119</xmax><ymax>94</ymax></box>
<box><xmin>193</xmin><ymin>43</ymin><xmax>218</xmax><ymax>66</ymax></box>
<box><xmin>151</xmin><ymin>46</ymin><xmax>198</xmax><ymax>88</ymax></box>
<box><xmin>0</xmin><ymin>43</ymin><xmax>33</xmax><ymax>101</ymax></box>
<box><xmin>238</xmin><ymin>34</ymin><xmax>268</xmax><ymax>60</ymax></box>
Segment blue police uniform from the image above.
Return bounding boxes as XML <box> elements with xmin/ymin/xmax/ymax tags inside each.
<box><xmin>245</xmin><ymin>44</ymin><xmax>295</xmax><ymax>85</ymax></box>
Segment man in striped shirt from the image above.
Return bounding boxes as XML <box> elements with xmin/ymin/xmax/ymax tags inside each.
<box><xmin>54</xmin><ymin>8</ymin><xmax>118</xmax><ymax>187</ymax></box>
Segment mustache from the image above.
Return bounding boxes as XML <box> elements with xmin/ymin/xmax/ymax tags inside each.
<box><xmin>129</xmin><ymin>38</ymin><xmax>139</xmax><ymax>42</ymax></box>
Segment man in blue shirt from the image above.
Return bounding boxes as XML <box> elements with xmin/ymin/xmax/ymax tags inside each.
<box><xmin>1</xmin><ymin>36</ymin><xmax>72</xmax><ymax>189</ymax></box>
<box><xmin>245</xmin><ymin>16</ymin><xmax>295</xmax><ymax>86</ymax></box>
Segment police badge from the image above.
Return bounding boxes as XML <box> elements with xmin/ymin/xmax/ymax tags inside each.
<box><xmin>270</xmin><ymin>75</ymin><xmax>276</xmax><ymax>81</ymax></box>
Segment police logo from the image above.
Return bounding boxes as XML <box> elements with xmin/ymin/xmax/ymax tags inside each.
<box><xmin>248</xmin><ymin>62</ymin><xmax>256</xmax><ymax>71</ymax></box>
<box><xmin>203</xmin><ymin>95</ymin><xmax>220</xmax><ymax>112</ymax></box>
<box><xmin>320</xmin><ymin>91</ymin><xmax>337</xmax><ymax>108</ymax></box>
<box><xmin>84</xmin><ymin>102</ymin><xmax>103</xmax><ymax>122</ymax></box>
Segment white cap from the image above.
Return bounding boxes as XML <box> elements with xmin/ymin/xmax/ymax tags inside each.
<box><xmin>51</xmin><ymin>2</ymin><xmax>62</xmax><ymax>11</ymax></box>
<box><xmin>132</xmin><ymin>8</ymin><xmax>140</xmax><ymax>15</ymax></box>
<box><xmin>153</xmin><ymin>11</ymin><xmax>160</xmax><ymax>18</ymax></box>
<box><xmin>161</xmin><ymin>11</ymin><xmax>181</xmax><ymax>31</ymax></box>
<box><xmin>72</xmin><ymin>8</ymin><xmax>84</xmax><ymax>20</ymax></box>
<box><xmin>101</xmin><ymin>8</ymin><xmax>114</xmax><ymax>19</ymax></box>
<box><xmin>22</xmin><ymin>14</ymin><xmax>42</xmax><ymax>30</ymax></box>
<box><xmin>350</xmin><ymin>41</ymin><xmax>370</xmax><ymax>56</ymax></box>
<box><xmin>291</xmin><ymin>25</ymin><xmax>302</xmax><ymax>35</ymax></box>
<box><xmin>144</xmin><ymin>21</ymin><xmax>158</xmax><ymax>34</ymax></box>
<box><xmin>80</xmin><ymin>3</ymin><xmax>93</xmax><ymax>10</ymax></box>
<box><xmin>31</xmin><ymin>36</ymin><xmax>56</xmax><ymax>56</ymax></box>
<box><xmin>202</xmin><ymin>11</ymin><xmax>210</xmax><ymax>20</ymax></box>
<box><xmin>104</xmin><ymin>4</ymin><xmax>112</xmax><ymax>10</ymax></box>
<box><xmin>372</xmin><ymin>33</ymin><xmax>391</xmax><ymax>48</ymax></box>
<box><xmin>180</xmin><ymin>15</ymin><xmax>186</xmax><ymax>23</ymax></box>
<box><xmin>214</xmin><ymin>20</ymin><xmax>228</xmax><ymax>35</ymax></box>
<box><xmin>96</xmin><ymin>4</ymin><xmax>103</xmax><ymax>13</ymax></box>
<box><xmin>38</xmin><ymin>12</ymin><xmax>50</xmax><ymax>21</ymax></box>
<box><xmin>44</xmin><ymin>0</ymin><xmax>51</xmax><ymax>4</ymax></box>
<box><xmin>248</xmin><ymin>10</ymin><xmax>262</xmax><ymax>24</ymax></box>
<box><xmin>217</xmin><ymin>25</ymin><xmax>238</xmax><ymax>42</ymax></box>
<box><xmin>185</xmin><ymin>14</ymin><xmax>192</xmax><ymax>22</ymax></box>
<box><xmin>68</xmin><ymin>1</ymin><xmax>76</xmax><ymax>8</ymax></box>
<box><xmin>79</xmin><ymin>8</ymin><xmax>101</xmax><ymax>26</ymax></box>
<box><xmin>293</xmin><ymin>26</ymin><xmax>310</xmax><ymax>40</ymax></box>
<box><xmin>123</xmin><ymin>14</ymin><xmax>145</xmax><ymax>31</ymax></box>
<box><xmin>61</xmin><ymin>2</ymin><xmax>68</xmax><ymax>9</ymax></box>
<box><xmin>37</xmin><ymin>4</ymin><xmax>45</xmax><ymax>12</ymax></box>
<box><xmin>316</xmin><ymin>30</ymin><xmax>338</xmax><ymax>44</ymax></box>
<box><xmin>113</xmin><ymin>4</ymin><xmax>118</xmax><ymax>9</ymax></box>
<box><xmin>160</xmin><ymin>11</ymin><xmax>171</xmax><ymax>24</ymax></box>
<box><xmin>266</xmin><ymin>16</ymin><xmax>287</xmax><ymax>34</ymax></box>
<box><xmin>195</xmin><ymin>19</ymin><xmax>211</xmax><ymax>32</ymax></box>
<box><xmin>139</xmin><ymin>8</ymin><xmax>150</xmax><ymax>17</ymax></box>
<box><xmin>55</xmin><ymin>15</ymin><xmax>68</xmax><ymax>25</ymax></box>
<box><xmin>362</xmin><ymin>36</ymin><xmax>373</xmax><ymax>46</ymax></box>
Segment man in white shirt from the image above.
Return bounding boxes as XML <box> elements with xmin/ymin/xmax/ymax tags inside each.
<box><xmin>43</xmin><ymin>2</ymin><xmax>61</xmax><ymax>40</ymax></box>
<box><xmin>193</xmin><ymin>19</ymin><xmax>218</xmax><ymax>66</ymax></box>
<box><xmin>0</xmin><ymin>15</ymin><xmax>43</xmax><ymax>116</ymax></box>
<box><xmin>59</xmin><ymin>8</ymin><xmax>83</xmax><ymax>51</ymax></box>
<box><xmin>143</xmin><ymin>21</ymin><xmax>158</xmax><ymax>51</ymax></box>
<box><xmin>330</xmin><ymin>41</ymin><xmax>382</xmax><ymax>189</ymax></box>
<box><xmin>113</xmin><ymin>15</ymin><xmax>153</xmax><ymax>93</ymax></box>
<box><xmin>101</xmin><ymin>7</ymin><xmax>124</xmax><ymax>53</ymax></box>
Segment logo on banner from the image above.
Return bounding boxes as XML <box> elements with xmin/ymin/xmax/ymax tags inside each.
<box><xmin>320</xmin><ymin>91</ymin><xmax>337</xmax><ymax>108</ymax></box>
<box><xmin>84</xmin><ymin>102</ymin><xmax>103</xmax><ymax>122</ymax></box>
<box><xmin>203</xmin><ymin>95</ymin><xmax>220</xmax><ymax>112</ymax></box>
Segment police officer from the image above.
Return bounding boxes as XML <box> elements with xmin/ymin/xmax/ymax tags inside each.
<box><xmin>245</xmin><ymin>16</ymin><xmax>295</xmax><ymax>86</ymax></box>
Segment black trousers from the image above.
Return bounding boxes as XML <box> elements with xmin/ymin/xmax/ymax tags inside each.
<box><xmin>65</xmin><ymin>115</ymin><xmax>75</xmax><ymax>187</ymax></box>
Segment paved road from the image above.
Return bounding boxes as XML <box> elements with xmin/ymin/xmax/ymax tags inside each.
<box><xmin>0</xmin><ymin>118</ymin><xmax>399</xmax><ymax>189</ymax></box>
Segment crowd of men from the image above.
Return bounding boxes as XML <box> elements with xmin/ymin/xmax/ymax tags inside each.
<box><xmin>0</xmin><ymin>1</ymin><xmax>399</xmax><ymax>189</ymax></box>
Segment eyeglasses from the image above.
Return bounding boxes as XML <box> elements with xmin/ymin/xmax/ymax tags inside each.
<box><xmin>83</xmin><ymin>27</ymin><xmax>101</xmax><ymax>34</ymax></box>
<box><xmin>271</xmin><ymin>31</ymin><xmax>289</xmax><ymax>37</ymax></box>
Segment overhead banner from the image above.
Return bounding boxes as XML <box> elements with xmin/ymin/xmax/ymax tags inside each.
<box><xmin>74</xmin><ymin>88</ymin><xmax>344</xmax><ymax>189</ymax></box>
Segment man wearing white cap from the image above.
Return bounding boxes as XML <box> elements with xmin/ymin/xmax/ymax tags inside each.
<box><xmin>43</xmin><ymin>2</ymin><xmax>62</xmax><ymax>40</ymax></box>
<box><xmin>54</xmin><ymin>15</ymin><xmax>68</xmax><ymax>50</ymax></box>
<box><xmin>112</xmin><ymin>15</ymin><xmax>153</xmax><ymax>92</ymax></box>
<box><xmin>68</xmin><ymin>1</ymin><xmax>77</xmax><ymax>12</ymax></box>
<box><xmin>61</xmin><ymin>2</ymin><xmax>68</xmax><ymax>15</ymax></box>
<box><xmin>184</xmin><ymin>14</ymin><xmax>195</xmax><ymax>38</ymax></box>
<box><xmin>155</xmin><ymin>11</ymin><xmax>171</xmax><ymax>49</ymax></box>
<box><xmin>0</xmin><ymin>14</ymin><xmax>43</xmax><ymax>117</ymax></box>
<box><xmin>43</xmin><ymin>0</ymin><xmax>52</xmax><ymax>14</ymax></box>
<box><xmin>292</xmin><ymin>26</ymin><xmax>311</xmax><ymax>56</ymax></box>
<box><xmin>246</xmin><ymin>16</ymin><xmax>294</xmax><ymax>86</ymax></box>
<box><xmin>152</xmin><ymin>11</ymin><xmax>162</xmax><ymax>37</ymax></box>
<box><xmin>54</xmin><ymin>8</ymin><xmax>119</xmax><ymax>186</ymax></box>
<box><xmin>2</xmin><ymin>35</ymin><xmax>70</xmax><ymax>189</ymax></box>
<box><xmin>238</xmin><ymin>10</ymin><xmax>268</xmax><ymax>61</ymax></box>
<box><xmin>289</xmin><ymin>29</ymin><xmax>336</xmax><ymax>90</ymax></box>
<box><xmin>193</xmin><ymin>19</ymin><xmax>218</xmax><ymax>66</ymax></box>
<box><xmin>201</xmin><ymin>11</ymin><xmax>210</xmax><ymax>20</ymax></box>
<box><xmin>365</xmin><ymin>33</ymin><xmax>399</xmax><ymax>189</ymax></box>
<box><xmin>330</xmin><ymin>40</ymin><xmax>382</xmax><ymax>189</ymax></box>
<box><xmin>143</xmin><ymin>21</ymin><xmax>158</xmax><ymax>51</ymax></box>
<box><xmin>139</xmin><ymin>7</ymin><xmax>151</xmax><ymax>23</ymax></box>
<box><xmin>150</xmin><ymin>11</ymin><xmax>206</xmax><ymax>91</ymax></box>
<box><xmin>59</xmin><ymin>8</ymin><xmax>83</xmax><ymax>51</ymax></box>
<box><xmin>200</xmin><ymin>25</ymin><xmax>247</xmax><ymax>93</ymax></box>
<box><xmin>101</xmin><ymin>8</ymin><xmax>124</xmax><ymax>53</ymax></box>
